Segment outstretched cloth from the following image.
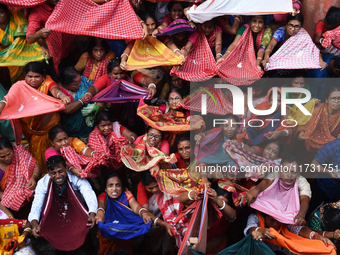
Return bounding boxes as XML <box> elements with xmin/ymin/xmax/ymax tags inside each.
<box><xmin>322</xmin><ymin>25</ymin><xmax>340</xmax><ymax>50</ymax></box>
<box><xmin>218</xmin><ymin>178</ymin><xmax>248</xmax><ymax>207</ymax></box>
<box><xmin>91</xmin><ymin>79</ymin><xmax>148</xmax><ymax>103</ymax></box>
<box><xmin>0</xmin><ymin>80</ymin><xmax>65</xmax><ymax>120</ymax></box>
<box><xmin>98</xmin><ymin>192</ymin><xmax>151</xmax><ymax>240</ymax></box>
<box><xmin>126</xmin><ymin>36</ymin><xmax>184</xmax><ymax>70</ymax></box>
<box><xmin>265</xmin><ymin>28</ymin><xmax>321</xmax><ymax>71</ymax></box>
<box><xmin>121</xmin><ymin>135</ymin><xmax>176</xmax><ymax>172</ymax></box>
<box><xmin>257</xmin><ymin>213</ymin><xmax>336</xmax><ymax>255</ymax></box>
<box><xmin>251</xmin><ymin>178</ymin><xmax>300</xmax><ymax>224</ymax></box>
<box><xmin>137</xmin><ymin>99</ymin><xmax>205</xmax><ymax>132</ymax></box>
<box><xmin>183</xmin><ymin>86</ymin><xmax>233</xmax><ymax>115</ymax></box>
<box><xmin>288</xmin><ymin>98</ymin><xmax>318</xmax><ymax>126</ymax></box>
<box><xmin>60</xmin><ymin>146</ymin><xmax>105</xmax><ymax>179</ymax></box>
<box><xmin>40</xmin><ymin>179</ymin><xmax>90</xmax><ymax>251</ymax></box>
<box><xmin>0</xmin><ymin>0</ymin><xmax>45</xmax><ymax>7</ymax></box>
<box><xmin>223</xmin><ymin>140</ymin><xmax>281</xmax><ymax>180</ymax></box>
<box><xmin>1</xmin><ymin>145</ymin><xmax>35</xmax><ymax>212</ymax></box>
<box><xmin>170</xmin><ymin>32</ymin><xmax>217</xmax><ymax>82</ymax></box>
<box><xmin>189</xmin><ymin>234</ymin><xmax>275</xmax><ymax>255</ymax></box>
<box><xmin>156</xmin><ymin>19</ymin><xmax>195</xmax><ymax>36</ymax></box>
<box><xmin>216</xmin><ymin>26</ymin><xmax>264</xmax><ymax>86</ymax></box>
<box><xmin>88</xmin><ymin>125</ymin><xmax>128</xmax><ymax>170</ymax></box>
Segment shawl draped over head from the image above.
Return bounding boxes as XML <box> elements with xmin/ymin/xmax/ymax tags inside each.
<box><xmin>40</xmin><ymin>179</ymin><xmax>90</xmax><ymax>251</ymax></box>
<box><xmin>251</xmin><ymin>178</ymin><xmax>300</xmax><ymax>224</ymax></box>
<box><xmin>121</xmin><ymin>135</ymin><xmax>177</xmax><ymax>172</ymax></box>
<box><xmin>126</xmin><ymin>36</ymin><xmax>183</xmax><ymax>70</ymax></box>
<box><xmin>223</xmin><ymin>140</ymin><xmax>281</xmax><ymax>181</ymax></box>
<box><xmin>88</xmin><ymin>124</ymin><xmax>128</xmax><ymax>170</ymax></box>
<box><xmin>237</xmin><ymin>87</ymin><xmax>294</xmax><ymax>145</ymax></box>
<box><xmin>216</xmin><ymin>26</ymin><xmax>264</xmax><ymax>86</ymax></box>
<box><xmin>1</xmin><ymin>145</ymin><xmax>36</xmax><ymax>212</ymax></box>
<box><xmin>137</xmin><ymin>98</ymin><xmax>205</xmax><ymax>132</ymax></box>
<box><xmin>265</xmin><ymin>28</ymin><xmax>321</xmax><ymax>71</ymax></box>
<box><xmin>257</xmin><ymin>212</ymin><xmax>336</xmax><ymax>255</ymax></box>
<box><xmin>83</xmin><ymin>54</ymin><xmax>109</xmax><ymax>82</ymax></box>
<box><xmin>170</xmin><ymin>31</ymin><xmax>217</xmax><ymax>82</ymax></box>
<box><xmin>97</xmin><ymin>191</ymin><xmax>151</xmax><ymax>240</ymax></box>
<box><xmin>60</xmin><ymin>146</ymin><xmax>105</xmax><ymax>178</ymax></box>
<box><xmin>157</xmin><ymin>19</ymin><xmax>195</xmax><ymax>36</ymax></box>
<box><xmin>299</xmin><ymin>103</ymin><xmax>340</xmax><ymax>151</ymax></box>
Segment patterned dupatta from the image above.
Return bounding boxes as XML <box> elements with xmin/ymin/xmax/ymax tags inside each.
<box><xmin>83</xmin><ymin>54</ymin><xmax>108</xmax><ymax>82</ymax></box>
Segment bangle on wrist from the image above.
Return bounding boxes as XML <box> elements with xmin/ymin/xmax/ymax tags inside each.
<box><xmin>121</xmin><ymin>53</ymin><xmax>129</xmax><ymax>59</ymax></box>
<box><xmin>91</xmin><ymin>151</ymin><xmax>97</xmax><ymax>157</ymax></box>
<box><xmin>323</xmin><ymin>231</ymin><xmax>327</xmax><ymax>237</ymax></box>
<box><xmin>284</xmin><ymin>129</ymin><xmax>289</xmax><ymax>136</ymax></box>
<box><xmin>78</xmin><ymin>99</ymin><xmax>84</xmax><ymax>105</ymax></box>
<box><xmin>319</xmin><ymin>38</ymin><xmax>323</xmax><ymax>44</ymax></box>
<box><xmin>148</xmin><ymin>83</ymin><xmax>156</xmax><ymax>89</ymax></box>
<box><xmin>234</xmin><ymin>17</ymin><xmax>241</xmax><ymax>22</ymax></box>
<box><xmin>265</xmin><ymin>49</ymin><xmax>271</xmax><ymax>52</ymax></box>
<box><xmin>218</xmin><ymin>200</ymin><xmax>226</xmax><ymax>210</ymax></box>
<box><xmin>255</xmin><ymin>227</ymin><xmax>261</xmax><ymax>232</ymax></box>
<box><xmin>83</xmin><ymin>146</ymin><xmax>89</xmax><ymax>156</ymax></box>
<box><xmin>139</xmin><ymin>208</ymin><xmax>147</xmax><ymax>217</ymax></box>
<box><xmin>130</xmin><ymin>135</ymin><xmax>135</xmax><ymax>142</ymax></box>
<box><xmin>68</xmin><ymin>166</ymin><xmax>75</xmax><ymax>172</ymax></box>
<box><xmin>188</xmin><ymin>190</ymin><xmax>194</xmax><ymax>200</ymax></box>
<box><xmin>216</xmin><ymin>53</ymin><xmax>223</xmax><ymax>57</ymax></box>
<box><xmin>174</xmin><ymin>48</ymin><xmax>180</xmax><ymax>53</ymax></box>
<box><xmin>257</xmin><ymin>57</ymin><xmax>263</xmax><ymax>60</ymax></box>
<box><xmin>226</xmin><ymin>50</ymin><xmax>231</xmax><ymax>54</ymax></box>
<box><xmin>96</xmin><ymin>208</ymin><xmax>105</xmax><ymax>214</ymax></box>
<box><xmin>56</xmin><ymin>92</ymin><xmax>62</xmax><ymax>99</ymax></box>
<box><xmin>0</xmin><ymin>100</ymin><xmax>7</xmax><ymax>104</ymax></box>
<box><xmin>154</xmin><ymin>217</ymin><xmax>159</xmax><ymax>226</ymax></box>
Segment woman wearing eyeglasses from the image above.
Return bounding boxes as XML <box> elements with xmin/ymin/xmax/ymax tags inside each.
<box><xmin>261</xmin><ymin>14</ymin><xmax>327</xmax><ymax>70</ymax></box>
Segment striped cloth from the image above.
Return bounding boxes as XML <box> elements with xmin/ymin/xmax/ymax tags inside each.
<box><xmin>126</xmin><ymin>36</ymin><xmax>184</xmax><ymax>70</ymax></box>
<box><xmin>216</xmin><ymin>26</ymin><xmax>264</xmax><ymax>86</ymax></box>
<box><xmin>322</xmin><ymin>25</ymin><xmax>340</xmax><ymax>50</ymax></box>
<box><xmin>265</xmin><ymin>28</ymin><xmax>321</xmax><ymax>71</ymax></box>
<box><xmin>1</xmin><ymin>145</ymin><xmax>36</xmax><ymax>212</ymax></box>
<box><xmin>170</xmin><ymin>32</ymin><xmax>217</xmax><ymax>82</ymax></box>
<box><xmin>45</xmin><ymin>0</ymin><xmax>143</xmax><ymax>40</ymax></box>
<box><xmin>0</xmin><ymin>0</ymin><xmax>45</xmax><ymax>7</ymax></box>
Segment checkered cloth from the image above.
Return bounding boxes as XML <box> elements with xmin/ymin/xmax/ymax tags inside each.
<box><xmin>183</xmin><ymin>86</ymin><xmax>233</xmax><ymax>115</ymax></box>
<box><xmin>216</xmin><ymin>26</ymin><xmax>264</xmax><ymax>85</ymax></box>
<box><xmin>265</xmin><ymin>28</ymin><xmax>321</xmax><ymax>71</ymax></box>
<box><xmin>322</xmin><ymin>25</ymin><xmax>340</xmax><ymax>50</ymax></box>
<box><xmin>45</xmin><ymin>0</ymin><xmax>143</xmax><ymax>40</ymax></box>
<box><xmin>170</xmin><ymin>32</ymin><xmax>217</xmax><ymax>82</ymax></box>
<box><xmin>0</xmin><ymin>0</ymin><xmax>45</xmax><ymax>7</ymax></box>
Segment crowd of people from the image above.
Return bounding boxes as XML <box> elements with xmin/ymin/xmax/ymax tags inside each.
<box><xmin>0</xmin><ymin>0</ymin><xmax>340</xmax><ymax>254</ymax></box>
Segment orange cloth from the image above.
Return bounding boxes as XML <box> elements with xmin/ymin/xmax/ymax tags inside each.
<box><xmin>299</xmin><ymin>103</ymin><xmax>340</xmax><ymax>151</ymax></box>
<box><xmin>257</xmin><ymin>212</ymin><xmax>336</xmax><ymax>255</ymax></box>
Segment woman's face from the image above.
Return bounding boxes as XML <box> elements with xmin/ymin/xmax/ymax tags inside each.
<box><xmin>279</xmin><ymin>161</ymin><xmax>299</xmax><ymax>186</ymax></box>
<box><xmin>98</xmin><ymin>120</ymin><xmax>113</xmax><ymax>137</ymax></box>
<box><xmin>262</xmin><ymin>142</ymin><xmax>280</xmax><ymax>160</ymax></box>
<box><xmin>146</xmin><ymin>128</ymin><xmax>162</xmax><ymax>147</ymax></box>
<box><xmin>64</xmin><ymin>75</ymin><xmax>81</xmax><ymax>92</ymax></box>
<box><xmin>264</xmin><ymin>215</ymin><xmax>281</xmax><ymax>231</ymax></box>
<box><xmin>0</xmin><ymin>147</ymin><xmax>13</xmax><ymax>166</ymax></box>
<box><xmin>146</xmin><ymin>17</ymin><xmax>156</xmax><ymax>36</ymax></box>
<box><xmin>145</xmin><ymin>181</ymin><xmax>160</xmax><ymax>195</ymax></box>
<box><xmin>110</xmin><ymin>67</ymin><xmax>126</xmax><ymax>80</ymax></box>
<box><xmin>177</xmin><ymin>140</ymin><xmax>191</xmax><ymax>160</ymax></box>
<box><xmin>326</xmin><ymin>91</ymin><xmax>340</xmax><ymax>111</ymax></box>
<box><xmin>50</xmin><ymin>131</ymin><xmax>70</xmax><ymax>152</ymax></box>
<box><xmin>169</xmin><ymin>91</ymin><xmax>182</xmax><ymax>110</ymax></box>
<box><xmin>106</xmin><ymin>176</ymin><xmax>123</xmax><ymax>199</ymax></box>
<box><xmin>222</xmin><ymin>118</ymin><xmax>238</xmax><ymax>139</ymax></box>
<box><xmin>291</xmin><ymin>77</ymin><xmax>305</xmax><ymax>88</ymax></box>
<box><xmin>250</xmin><ymin>16</ymin><xmax>264</xmax><ymax>33</ymax></box>
<box><xmin>26</xmin><ymin>71</ymin><xmax>44</xmax><ymax>89</ymax></box>
<box><xmin>252</xmin><ymin>87</ymin><xmax>264</xmax><ymax>98</ymax></box>
<box><xmin>171</xmin><ymin>75</ymin><xmax>184</xmax><ymax>89</ymax></box>
<box><xmin>0</xmin><ymin>8</ymin><xmax>9</xmax><ymax>25</ymax></box>
<box><xmin>170</xmin><ymin>3</ymin><xmax>183</xmax><ymax>21</ymax></box>
<box><xmin>202</xmin><ymin>21</ymin><xmax>215</xmax><ymax>36</ymax></box>
<box><xmin>173</xmin><ymin>32</ymin><xmax>187</xmax><ymax>42</ymax></box>
<box><xmin>92</xmin><ymin>44</ymin><xmax>106</xmax><ymax>62</ymax></box>
<box><xmin>286</xmin><ymin>20</ymin><xmax>302</xmax><ymax>36</ymax></box>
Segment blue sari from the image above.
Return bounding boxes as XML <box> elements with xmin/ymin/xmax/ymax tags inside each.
<box><xmin>98</xmin><ymin>191</ymin><xmax>151</xmax><ymax>240</ymax></box>
<box><xmin>60</xmin><ymin>76</ymin><xmax>93</xmax><ymax>139</ymax></box>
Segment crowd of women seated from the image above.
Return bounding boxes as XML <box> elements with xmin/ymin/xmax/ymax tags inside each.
<box><xmin>0</xmin><ymin>0</ymin><xmax>340</xmax><ymax>254</ymax></box>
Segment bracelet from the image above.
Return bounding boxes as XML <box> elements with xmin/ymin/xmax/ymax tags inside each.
<box><xmin>188</xmin><ymin>190</ymin><xmax>194</xmax><ymax>200</ymax></box>
<box><xmin>216</xmin><ymin>53</ymin><xmax>223</xmax><ymax>57</ymax></box>
<box><xmin>241</xmin><ymin>142</ymin><xmax>245</xmax><ymax>149</ymax></box>
<box><xmin>226</xmin><ymin>50</ymin><xmax>231</xmax><ymax>54</ymax></box>
<box><xmin>121</xmin><ymin>53</ymin><xmax>129</xmax><ymax>59</ymax></box>
<box><xmin>56</xmin><ymin>92</ymin><xmax>62</xmax><ymax>99</ymax></box>
<box><xmin>154</xmin><ymin>217</ymin><xmax>159</xmax><ymax>226</ymax></box>
<box><xmin>265</xmin><ymin>49</ymin><xmax>272</xmax><ymax>52</ymax></box>
<box><xmin>96</xmin><ymin>208</ymin><xmax>105</xmax><ymax>214</ymax></box>
<box><xmin>320</xmin><ymin>38</ymin><xmax>323</xmax><ymax>44</ymax></box>
<box><xmin>23</xmin><ymin>228</ymin><xmax>32</xmax><ymax>233</ymax></box>
<box><xmin>218</xmin><ymin>200</ymin><xmax>226</xmax><ymax>210</ymax></box>
<box><xmin>157</xmin><ymin>26</ymin><xmax>163</xmax><ymax>31</ymax></box>
<box><xmin>130</xmin><ymin>136</ymin><xmax>135</xmax><ymax>142</ymax></box>
<box><xmin>78</xmin><ymin>99</ymin><xmax>84</xmax><ymax>105</ymax></box>
<box><xmin>82</xmin><ymin>146</ymin><xmax>89</xmax><ymax>156</ymax></box>
<box><xmin>148</xmin><ymin>83</ymin><xmax>156</xmax><ymax>89</ymax></box>
<box><xmin>68</xmin><ymin>166</ymin><xmax>75</xmax><ymax>172</ymax></box>
<box><xmin>323</xmin><ymin>231</ymin><xmax>327</xmax><ymax>237</ymax></box>
<box><xmin>140</xmin><ymin>20</ymin><xmax>145</xmax><ymax>24</ymax></box>
<box><xmin>257</xmin><ymin>57</ymin><xmax>263</xmax><ymax>60</ymax></box>
<box><xmin>284</xmin><ymin>129</ymin><xmax>289</xmax><ymax>137</ymax></box>
<box><xmin>85</xmin><ymin>92</ymin><xmax>92</xmax><ymax>97</ymax></box>
<box><xmin>234</xmin><ymin>17</ymin><xmax>241</xmax><ymax>22</ymax></box>
<box><xmin>255</xmin><ymin>227</ymin><xmax>261</xmax><ymax>232</ymax></box>
<box><xmin>139</xmin><ymin>208</ymin><xmax>147</xmax><ymax>217</ymax></box>
<box><xmin>309</xmin><ymin>231</ymin><xmax>317</xmax><ymax>239</ymax></box>
<box><xmin>173</xmin><ymin>48</ymin><xmax>180</xmax><ymax>53</ymax></box>
<box><xmin>0</xmin><ymin>100</ymin><xmax>7</xmax><ymax>104</ymax></box>
<box><xmin>91</xmin><ymin>151</ymin><xmax>97</xmax><ymax>157</ymax></box>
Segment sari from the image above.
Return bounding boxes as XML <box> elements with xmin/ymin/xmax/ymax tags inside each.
<box><xmin>299</xmin><ymin>103</ymin><xmax>340</xmax><ymax>151</ymax></box>
<box><xmin>121</xmin><ymin>135</ymin><xmax>176</xmax><ymax>172</ymax></box>
<box><xmin>1</xmin><ymin>145</ymin><xmax>35</xmax><ymax>212</ymax></box>
<box><xmin>82</xmin><ymin>52</ymin><xmax>114</xmax><ymax>82</ymax></box>
<box><xmin>257</xmin><ymin>212</ymin><xmax>336</xmax><ymax>255</ymax></box>
<box><xmin>88</xmin><ymin>124</ymin><xmax>128</xmax><ymax>170</ymax></box>
<box><xmin>237</xmin><ymin>88</ymin><xmax>294</xmax><ymax>145</ymax></box>
<box><xmin>39</xmin><ymin>179</ymin><xmax>90</xmax><ymax>251</ymax></box>
<box><xmin>218</xmin><ymin>178</ymin><xmax>248</xmax><ymax>207</ymax></box>
<box><xmin>60</xmin><ymin>76</ymin><xmax>93</xmax><ymax>139</ymax></box>
<box><xmin>0</xmin><ymin>10</ymin><xmax>44</xmax><ymax>82</ymax></box>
